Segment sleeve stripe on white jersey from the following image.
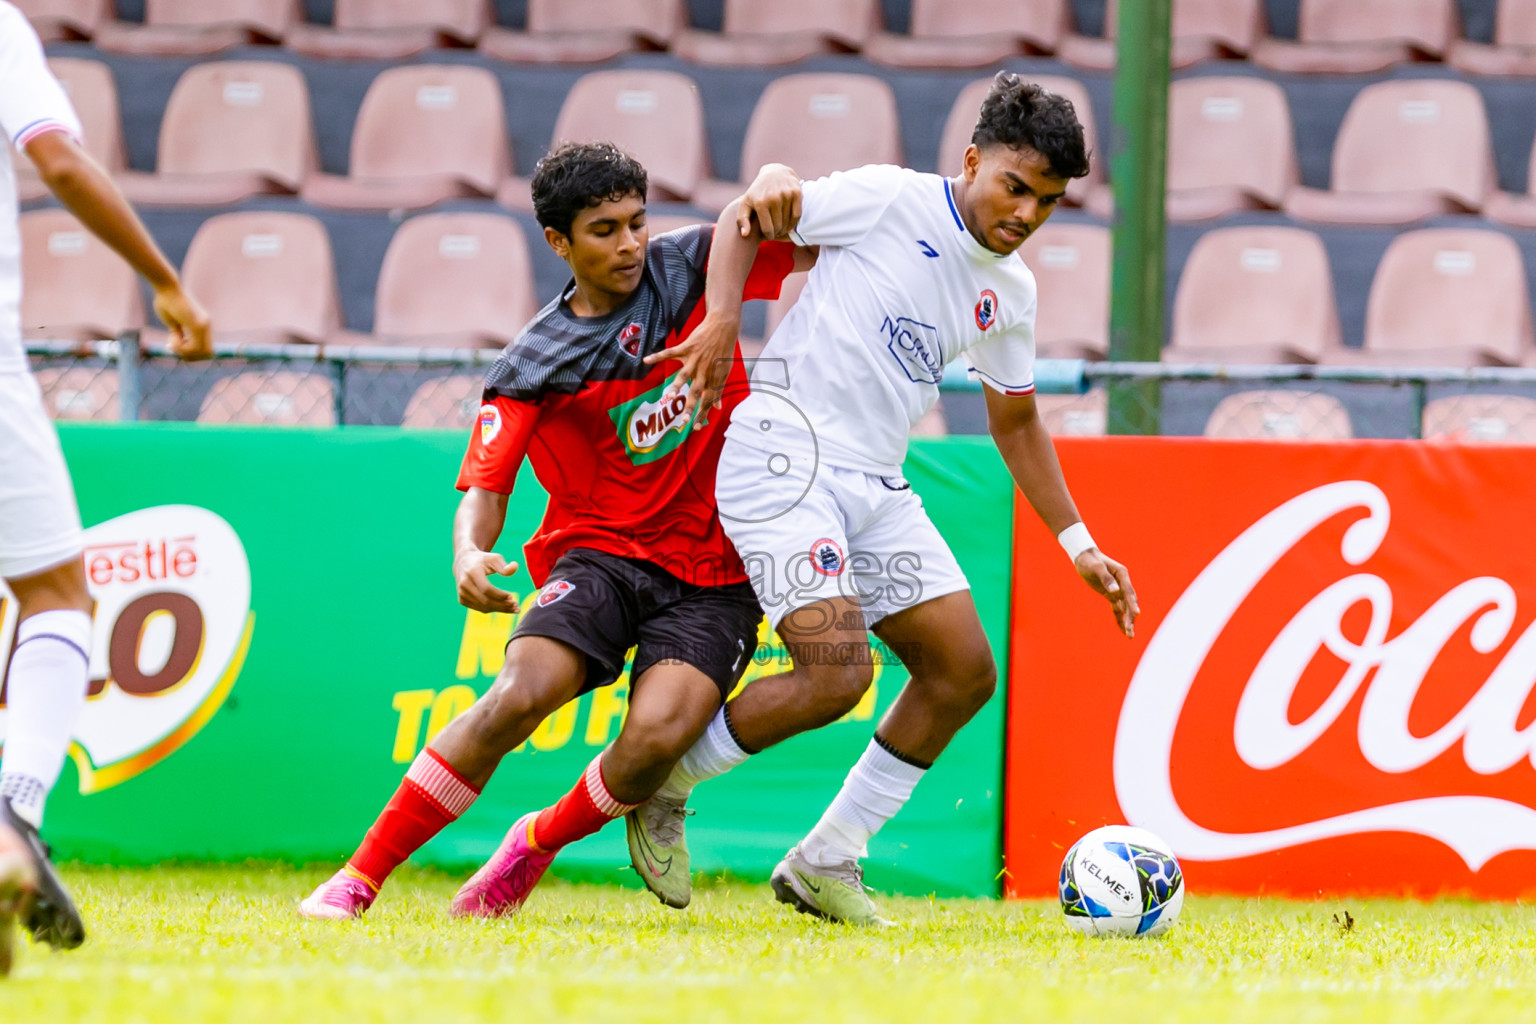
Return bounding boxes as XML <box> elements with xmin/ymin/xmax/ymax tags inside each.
<box><xmin>943</xmin><ymin>179</ymin><xmax>966</xmax><ymax>232</ymax></box>
<box><xmin>14</xmin><ymin>117</ymin><xmax>77</xmax><ymax>148</ymax></box>
<box><xmin>971</xmin><ymin>368</ymin><xmax>1035</xmax><ymax>396</ymax></box>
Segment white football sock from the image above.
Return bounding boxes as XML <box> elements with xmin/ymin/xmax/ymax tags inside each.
<box><xmin>800</xmin><ymin>738</ymin><xmax>927</xmax><ymax>868</ymax></box>
<box><xmin>0</xmin><ymin>609</ymin><xmax>92</xmax><ymax>828</ymax></box>
<box><xmin>655</xmin><ymin>705</ymin><xmax>750</xmax><ymax>802</ymax></box>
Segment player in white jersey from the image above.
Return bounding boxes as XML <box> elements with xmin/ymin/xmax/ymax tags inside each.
<box><xmin>625</xmin><ymin>72</ymin><xmax>1139</xmax><ymax>923</ymax></box>
<box><xmin>0</xmin><ymin>1</ymin><xmax>211</xmax><ymax>972</ymax></box>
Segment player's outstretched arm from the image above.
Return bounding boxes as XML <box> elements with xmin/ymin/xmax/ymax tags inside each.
<box><xmin>25</xmin><ymin>131</ymin><xmax>211</xmax><ymax>361</ymax></box>
<box><xmin>453</xmin><ymin>487</ymin><xmax>520</xmax><ymax>614</ymax></box>
<box><xmin>984</xmin><ymin>387</ymin><xmax>1139</xmax><ymax>638</ymax></box>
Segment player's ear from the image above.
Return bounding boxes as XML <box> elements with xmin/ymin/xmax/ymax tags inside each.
<box><xmin>544</xmin><ymin>225</ymin><xmax>572</xmax><ymax>262</ymax></box>
<box><xmin>962</xmin><ymin>144</ymin><xmax>982</xmax><ymax>182</ymax></box>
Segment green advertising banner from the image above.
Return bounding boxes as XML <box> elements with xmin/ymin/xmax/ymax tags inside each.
<box><xmin>12</xmin><ymin>425</ymin><xmax>1014</xmax><ymax>898</ymax></box>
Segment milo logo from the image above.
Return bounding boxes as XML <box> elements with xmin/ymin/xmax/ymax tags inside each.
<box><xmin>608</xmin><ymin>374</ymin><xmax>699</xmax><ymax>466</ymax></box>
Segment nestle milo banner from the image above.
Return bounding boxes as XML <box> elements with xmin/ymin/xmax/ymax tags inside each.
<box><xmin>5</xmin><ymin>425</ymin><xmax>1013</xmax><ymax>898</ymax></box>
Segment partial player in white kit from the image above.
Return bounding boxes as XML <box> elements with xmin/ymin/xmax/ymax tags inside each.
<box><xmin>0</xmin><ymin>1</ymin><xmax>211</xmax><ymax>974</ymax></box>
<box><xmin>625</xmin><ymin>72</ymin><xmax>1140</xmax><ymax>924</ymax></box>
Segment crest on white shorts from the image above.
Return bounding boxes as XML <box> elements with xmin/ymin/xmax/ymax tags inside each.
<box><xmin>809</xmin><ymin>538</ymin><xmax>846</xmax><ymax>577</ymax></box>
<box><xmin>537</xmin><ymin>580</ymin><xmax>575</xmax><ymax>607</ymax></box>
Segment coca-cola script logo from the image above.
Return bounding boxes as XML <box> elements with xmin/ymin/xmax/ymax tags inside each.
<box><xmin>0</xmin><ymin>505</ymin><xmax>254</xmax><ymax>793</ymax></box>
<box><xmin>1114</xmin><ymin>480</ymin><xmax>1536</xmax><ymax>870</ymax></box>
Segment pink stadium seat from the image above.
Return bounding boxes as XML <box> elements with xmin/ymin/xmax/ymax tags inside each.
<box><xmin>287</xmin><ymin>0</ymin><xmax>490</xmax><ymax>60</ymax></box>
<box><xmin>480</xmin><ymin>0</ymin><xmax>685</xmax><ymax>64</ymax></box>
<box><xmin>198</xmin><ymin>371</ymin><xmax>337</xmax><ymax>426</ymax></box>
<box><xmin>32</xmin><ymin>367</ymin><xmax>120</xmax><ymax>421</ymax></box>
<box><xmin>648</xmin><ymin>214</ymin><xmax>711</xmax><ymax>236</ymax></box>
<box><xmin>1452</xmin><ymin>0</ymin><xmax>1536</xmax><ymax>75</ymax></box>
<box><xmin>15</xmin><ymin>58</ymin><xmax>126</xmax><ymax>203</ymax></box>
<box><xmin>180</xmin><ymin>212</ymin><xmax>342</xmax><ymax>346</ymax></box>
<box><xmin>864</xmin><ymin>0</ymin><xmax>1070</xmax><ymax>67</ymax></box>
<box><xmin>402</xmin><ymin>375</ymin><xmax>486</xmax><ymax>430</ymax></box>
<box><xmin>1204</xmin><ymin>391</ymin><xmax>1353</xmax><ymax>440</ymax></box>
<box><xmin>672</xmin><ymin>0</ymin><xmax>881</xmax><ymax>66</ymax></box>
<box><xmin>1036</xmin><ymin>390</ymin><xmax>1107</xmax><ymax>436</ymax></box>
<box><xmin>1484</xmin><ymin>136</ymin><xmax>1536</xmax><ymax>228</ymax></box>
<box><xmin>1018</xmin><ymin>223</ymin><xmax>1110</xmax><ymax>361</ymax></box>
<box><xmin>21</xmin><ymin>209</ymin><xmax>143</xmax><ymax>342</ymax></box>
<box><xmin>937</xmin><ymin>76</ymin><xmax>1105</xmax><ymax>211</ymax></box>
<box><xmin>1168</xmin><ymin>226</ymin><xmax>1340</xmax><ymax>364</ymax></box>
<box><xmin>116</xmin><ymin>62</ymin><xmax>316</xmax><ymax>207</ymax></box>
<box><xmin>1322</xmin><ymin>229</ymin><xmax>1534</xmax><ymax>368</ymax></box>
<box><xmin>1252</xmin><ymin>0</ymin><xmax>1458</xmax><ymax>74</ymax></box>
<box><xmin>371</xmin><ymin>213</ymin><xmax>537</xmax><ymax>349</ymax></box>
<box><xmin>1284</xmin><ymin>80</ymin><xmax>1496</xmax><ymax>225</ymax></box>
<box><xmin>692</xmin><ymin>74</ymin><xmax>901</xmax><ymax>215</ymax></box>
<box><xmin>13</xmin><ymin>0</ymin><xmax>109</xmax><ymax>41</ymax></box>
<box><xmin>1422</xmin><ymin>394</ymin><xmax>1536</xmax><ymax>443</ymax></box>
<box><xmin>1060</xmin><ymin>0</ymin><xmax>1266</xmax><ymax>70</ymax></box>
<box><xmin>94</xmin><ymin>0</ymin><xmax>297</xmax><ymax>56</ymax></box>
<box><xmin>302</xmin><ymin>66</ymin><xmax>511</xmax><ymax>211</ymax></box>
<box><xmin>542</xmin><ymin>71</ymin><xmax>708</xmax><ymax>202</ymax></box>
<box><xmin>1166</xmin><ymin>77</ymin><xmax>1297</xmax><ymax>221</ymax></box>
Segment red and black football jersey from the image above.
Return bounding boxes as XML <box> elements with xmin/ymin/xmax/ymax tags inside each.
<box><xmin>457</xmin><ymin>225</ymin><xmax>795</xmax><ymax>587</ymax></box>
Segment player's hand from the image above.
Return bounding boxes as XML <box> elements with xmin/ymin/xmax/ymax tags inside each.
<box><xmin>738</xmin><ymin>162</ymin><xmax>802</xmax><ymax>240</ymax></box>
<box><xmin>1074</xmin><ymin>550</ymin><xmax>1139</xmax><ymax>639</ymax></box>
<box><xmin>643</xmin><ymin>310</ymin><xmax>736</xmax><ymax>421</ymax></box>
<box><xmin>153</xmin><ymin>283</ymin><xmax>212</xmax><ymax>362</ymax></box>
<box><xmin>455</xmin><ymin>549</ymin><xmax>520</xmax><ymax>614</ymax></box>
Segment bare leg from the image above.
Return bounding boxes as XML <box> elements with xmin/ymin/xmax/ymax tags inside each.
<box><xmin>6</xmin><ymin>557</ymin><xmax>92</xmax><ymax>619</ymax></box>
<box><xmin>602</xmin><ymin>662</ymin><xmax>722</xmax><ymax>804</ymax></box>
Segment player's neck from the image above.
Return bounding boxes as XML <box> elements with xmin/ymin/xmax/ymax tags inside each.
<box><xmin>945</xmin><ymin>176</ymin><xmax>995</xmax><ymax>254</ymax></box>
<box><xmin>564</xmin><ymin>278</ymin><xmax>632</xmax><ymax>319</ymax></box>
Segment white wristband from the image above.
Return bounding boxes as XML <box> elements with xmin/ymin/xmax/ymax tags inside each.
<box><xmin>1057</xmin><ymin>522</ymin><xmax>1096</xmax><ymax>562</ymax></box>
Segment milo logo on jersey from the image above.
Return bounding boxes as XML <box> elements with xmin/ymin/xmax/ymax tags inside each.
<box><xmin>609</xmin><ymin>373</ymin><xmax>700</xmax><ymax>466</ymax></box>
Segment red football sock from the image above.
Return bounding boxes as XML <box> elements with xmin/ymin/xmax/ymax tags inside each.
<box><xmin>347</xmin><ymin>748</ymin><xmax>480</xmax><ymax>890</ymax></box>
<box><xmin>532</xmin><ymin>754</ymin><xmax>640</xmax><ymax>853</ymax></box>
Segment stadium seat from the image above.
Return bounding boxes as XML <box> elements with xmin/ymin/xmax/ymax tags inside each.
<box><xmin>1422</xmin><ymin>394</ymin><xmax>1536</xmax><ymax>443</ymax></box>
<box><xmin>648</xmin><ymin>214</ymin><xmax>711</xmax><ymax>236</ymax></box>
<box><xmin>1284</xmin><ymin>80</ymin><xmax>1496</xmax><ymax>225</ymax></box>
<box><xmin>1036</xmin><ymin>390</ymin><xmax>1107</xmax><ymax>436</ymax></box>
<box><xmin>863</xmin><ymin>0</ymin><xmax>1070</xmax><ymax>67</ymax></box>
<box><xmin>480</xmin><ymin>0</ymin><xmax>685</xmax><ymax>64</ymax></box>
<box><xmin>93</xmin><ymin>0</ymin><xmax>297</xmax><ymax>56</ymax></box>
<box><xmin>692</xmin><ymin>73</ymin><xmax>901</xmax><ymax>214</ymax></box>
<box><xmin>32</xmin><ymin>366</ymin><xmax>119</xmax><ymax>421</ymax></box>
<box><xmin>1320</xmin><ymin>229</ymin><xmax>1534</xmax><ymax>368</ymax></box>
<box><xmin>1168</xmin><ymin>226</ymin><xmax>1340</xmax><ymax>364</ymax></box>
<box><xmin>180</xmin><ymin>212</ymin><xmax>342</xmax><ymax>346</ymax></box>
<box><xmin>302</xmin><ymin>65</ymin><xmax>511</xmax><ymax>211</ymax></box>
<box><xmin>672</xmin><ymin>0</ymin><xmax>881</xmax><ymax>66</ymax></box>
<box><xmin>286</xmin><ymin>0</ymin><xmax>490</xmax><ymax>60</ymax></box>
<box><xmin>1018</xmin><ymin>223</ymin><xmax>1110</xmax><ymax>361</ymax></box>
<box><xmin>14</xmin><ymin>57</ymin><xmax>126</xmax><ymax>203</ymax></box>
<box><xmin>1166</xmin><ymin>77</ymin><xmax>1297</xmax><ymax>221</ymax></box>
<box><xmin>540</xmin><ymin>70</ymin><xmax>708</xmax><ymax>202</ymax></box>
<box><xmin>13</xmin><ymin>0</ymin><xmax>108</xmax><ymax>41</ymax></box>
<box><xmin>1483</xmin><ymin>135</ymin><xmax>1536</xmax><ymax>228</ymax></box>
<box><xmin>198</xmin><ymin>370</ymin><xmax>337</xmax><ymax>426</ymax></box>
<box><xmin>401</xmin><ymin>375</ymin><xmax>485</xmax><ymax>429</ymax></box>
<box><xmin>1059</xmin><ymin>0</ymin><xmax>1266</xmax><ymax>70</ymax></box>
<box><xmin>116</xmin><ymin>62</ymin><xmax>316</xmax><ymax>207</ymax></box>
<box><xmin>1452</xmin><ymin>0</ymin><xmax>1536</xmax><ymax>75</ymax></box>
<box><xmin>20</xmin><ymin>209</ymin><xmax>142</xmax><ymax>343</ymax></box>
<box><xmin>1251</xmin><ymin>0</ymin><xmax>1458</xmax><ymax>74</ymax></box>
<box><xmin>370</xmin><ymin>213</ymin><xmax>537</xmax><ymax>349</ymax></box>
<box><xmin>937</xmin><ymin>75</ymin><xmax>1106</xmax><ymax>211</ymax></box>
<box><xmin>1204</xmin><ymin>391</ymin><xmax>1353</xmax><ymax>440</ymax></box>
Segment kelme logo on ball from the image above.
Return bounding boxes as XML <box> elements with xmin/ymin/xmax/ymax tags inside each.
<box><xmin>608</xmin><ymin>374</ymin><xmax>698</xmax><ymax>466</ymax></box>
<box><xmin>0</xmin><ymin>505</ymin><xmax>254</xmax><ymax>793</ymax></box>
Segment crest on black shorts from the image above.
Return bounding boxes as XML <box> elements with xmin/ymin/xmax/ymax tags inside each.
<box><xmin>809</xmin><ymin>538</ymin><xmax>846</xmax><ymax>577</ymax></box>
<box><xmin>537</xmin><ymin>580</ymin><xmax>576</xmax><ymax>607</ymax></box>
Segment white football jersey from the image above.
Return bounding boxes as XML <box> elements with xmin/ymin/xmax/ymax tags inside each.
<box><xmin>0</xmin><ymin>1</ymin><xmax>83</xmax><ymax>373</ymax></box>
<box><xmin>727</xmin><ymin>164</ymin><xmax>1038</xmax><ymax>477</ymax></box>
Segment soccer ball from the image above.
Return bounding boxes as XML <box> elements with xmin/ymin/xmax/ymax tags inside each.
<box><xmin>1058</xmin><ymin>825</ymin><xmax>1185</xmax><ymax>937</ymax></box>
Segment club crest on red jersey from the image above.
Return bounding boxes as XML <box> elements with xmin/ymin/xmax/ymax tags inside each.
<box><xmin>479</xmin><ymin>404</ymin><xmax>501</xmax><ymax>445</ymax></box>
<box><xmin>809</xmin><ymin>538</ymin><xmax>846</xmax><ymax>577</ymax></box>
<box><xmin>619</xmin><ymin>322</ymin><xmax>645</xmax><ymax>356</ymax></box>
<box><xmin>537</xmin><ymin>580</ymin><xmax>575</xmax><ymax>607</ymax></box>
<box><xmin>975</xmin><ymin>290</ymin><xmax>999</xmax><ymax>331</ymax></box>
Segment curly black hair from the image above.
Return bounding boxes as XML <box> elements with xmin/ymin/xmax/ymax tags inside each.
<box><xmin>971</xmin><ymin>71</ymin><xmax>1091</xmax><ymax>181</ymax></box>
<box><xmin>531</xmin><ymin>141</ymin><xmax>649</xmax><ymax>238</ymax></box>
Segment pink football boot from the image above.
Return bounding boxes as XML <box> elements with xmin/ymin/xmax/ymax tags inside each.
<box><xmin>299</xmin><ymin>869</ymin><xmax>377</xmax><ymax>920</ymax></box>
<box><xmin>450</xmin><ymin>813</ymin><xmax>555</xmax><ymax>918</ymax></box>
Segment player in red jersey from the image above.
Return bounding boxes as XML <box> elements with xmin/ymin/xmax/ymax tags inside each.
<box><xmin>301</xmin><ymin>143</ymin><xmax>813</xmax><ymax>919</ymax></box>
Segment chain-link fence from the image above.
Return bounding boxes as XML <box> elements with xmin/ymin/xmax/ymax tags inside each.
<box><xmin>27</xmin><ymin>336</ymin><xmax>1536</xmax><ymax>442</ymax></box>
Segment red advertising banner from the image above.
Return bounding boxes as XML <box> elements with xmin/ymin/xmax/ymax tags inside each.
<box><xmin>1006</xmin><ymin>437</ymin><xmax>1536</xmax><ymax>899</ymax></box>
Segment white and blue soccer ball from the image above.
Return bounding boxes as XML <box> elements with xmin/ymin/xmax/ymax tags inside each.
<box><xmin>1058</xmin><ymin>825</ymin><xmax>1185</xmax><ymax>938</ymax></box>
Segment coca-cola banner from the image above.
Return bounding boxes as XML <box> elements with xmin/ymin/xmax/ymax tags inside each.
<box><xmin>1006</xmin><ymin>437</ymin><xmax>1536</xmax><ymax>899</ymax></box>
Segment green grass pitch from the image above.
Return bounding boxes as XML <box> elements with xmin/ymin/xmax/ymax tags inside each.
<box><xmin>3</xmin><ymin>865</ymin><xmax>1536</xmax><ymax>1023</ymax></box>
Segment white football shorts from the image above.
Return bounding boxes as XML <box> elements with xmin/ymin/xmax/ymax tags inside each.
<box><xmin>0</xmin><ymin>370</ymin><xmax>84</xmax><ymax>579</ymax></box>
<box><xmin>716</xmin><ymin>434</ymin><xmax>970</xmax><ymax>631</ymax></box>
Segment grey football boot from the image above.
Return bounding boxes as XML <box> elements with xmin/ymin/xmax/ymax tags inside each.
<box><xmin>626</xmin><ymin>794</ymin><xmax>693</xmax><ymax>909</ymax></box>
<box><xmin>770</xmin><ymin>845</ymin><xmax>892</xmax><ymax>927</ymax></box>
